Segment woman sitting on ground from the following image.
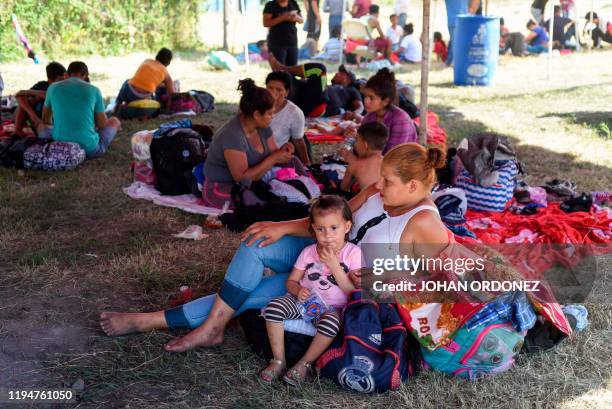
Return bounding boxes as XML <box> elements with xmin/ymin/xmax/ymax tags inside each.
<box><xmin>343</xmin><ymin>68</ymin><xmax>417</xmax><ymax>160</ymax></box>
<box><xmin>201</xmin><ymin>78</ymin><xmax>294</xmax><ymax>209</ymax></box>
<box><xmin>100</xmin><ymin>143</ymin><xmax>452</xmax><ymax>353</ymax></box>
<box><xmin>265</xmin><ymin>71</ymin><xmax>310</xmax><ymax>165</ymax></box>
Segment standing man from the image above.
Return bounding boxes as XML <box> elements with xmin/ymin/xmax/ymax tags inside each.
<box><xmin>39</xmin><ymin>61</ymin><xmax>121</xmax><ymax>159</ymax></box>
<box><xmin>531</xmin><ymin>0</ymin><xmax>548</xmax><ymax>25</ymax></box>
<box><xmin>323</xmin><ymin>0</ymin><xmax>348</xmax><ymax>38</ymax></box>
<box><xmin>304</xmin><ymin>0</ymin><xmax>322</xmax><ymax>48</ymax></box>
<box><xmin>394</xmin><ymin>0</ymin><xmax>410</xmax><ymax>28</ymax></box>
<box><xmin>444</xmin><ymin>0</ymin><xmax>480</xmax><ymax>66</ymax></box>
<box><xmin>263</xmin><ymin>0</ymin><xmax>304</xmax><ymax>66</ymax></box>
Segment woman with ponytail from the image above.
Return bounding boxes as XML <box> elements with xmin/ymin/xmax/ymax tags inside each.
<box><xmin>359</xmin><ymin>68</ymin><xmax>417</xmax><ymax>154</ymax></box>
<box><xmin>200</xmin><ymin>78</ymin><xmax>294</xmax><ymax>209</ymax></box>
<box><xmin>101</xmin><ymin>143</ymin><xmax>453</xmax><ymax>354</ymax></box>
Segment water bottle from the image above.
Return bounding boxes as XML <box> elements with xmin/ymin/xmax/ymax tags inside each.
<box><xmin>299</xmin><ymin>290</ymin><xmax>329</xmax><ymax>322</ymax></box>
<box><xmin>333</xmin><ymin>136</ymin><xmax>355</xmax><ymax>162</ymax></box>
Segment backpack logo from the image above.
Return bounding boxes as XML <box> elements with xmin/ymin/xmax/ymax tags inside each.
<box><xmin>368</xmin><ymin>333</ymin><xmax>382</xmax><ymax>346</ymax></box>
<box><xmin>337</xmin><ymin>356</ymin><xmax>375</xmax><ymax>393</ymax></box>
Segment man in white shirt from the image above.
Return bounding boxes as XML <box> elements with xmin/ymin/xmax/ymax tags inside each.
<box><xmin>395</xmin><ymin>0</ymin><xmax>410</xmax><ymax>27</ymax></box>
<box><xmin>399</xmin><ymin>23</ymin><xmax>422</xmax><ymax>63</ymax></box>
<box><xmin>385</xmin><ymin>14</ymin><xmax>404</xmax><ymax>50</ymax></box>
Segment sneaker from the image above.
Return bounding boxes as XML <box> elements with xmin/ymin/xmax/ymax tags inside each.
<box><xmin>562</xmin><ymin>305</ymin><xmax>588</xmax><ymax>332</ymax></box>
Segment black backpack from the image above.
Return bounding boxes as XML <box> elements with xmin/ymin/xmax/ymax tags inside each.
<box><xmin>150</xmin><ymin>126</ymin><xmax>213</xmax><ymax>195</ymax></box>
<box><xmin>219</xmin><ymin>180</ymin><xmax>310</xmax><ymax>232</ymax></box>
<box><xmin>398</xmin><ymin>92</ymin><xmax>420</xmax><ymax>119</ymax></box>
<box><xmin>0</xmin><ymin>136</ymin><xmax>49</xmax><ymax>169</ymax></box>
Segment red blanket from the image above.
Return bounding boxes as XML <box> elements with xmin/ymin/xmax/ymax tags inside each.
<box><xmin>305</xmin><ymin>111</ymin><xmax>447</xmax><ymax>146</ymax></box>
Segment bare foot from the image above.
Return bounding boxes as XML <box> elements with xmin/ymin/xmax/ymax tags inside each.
<box><xmin>163</xmin><ymin>324</ymin><xmax>224</xmax><ymax>352</ymax></box>
<box><xmin>99</xmin><ymin>311</ymin><xmax>159</xmax><ymax>336</ymax></box>
<box><xmin>268</xmin><ymin>54</ymin><xmax>282</xmax><ymax>72</ymax></box>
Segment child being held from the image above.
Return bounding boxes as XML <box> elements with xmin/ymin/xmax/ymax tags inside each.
<box><xmin>260</xmin><ymin>195</ymin><xmax>362</xmax><ymax>385</ymax></box>
<box><xmin>340</xmin><ymin>122</ymin><xmax>388</xmax><ymax>193</ymax></box>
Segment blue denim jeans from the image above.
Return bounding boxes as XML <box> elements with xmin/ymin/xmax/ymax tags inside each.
<box><xmin>445</xmin><ymin>26</ymin><xmax>455</xmax><ymax>66</ymax></box>
<box><xmin>164</xmin><ymin>235</ymin><xmax>315</xmax><ymax>329</ymax></box>
<box><xmin>37</xmin><ymin>125</ymin><xmax>118</xmax><ymax>159</ymax></box>
<box><xmin>116</xmin><ymin>79</ymin><xmax>152</xmax><ymax>105</ymax></box>
<box><xmin>526</xmin><ymin>44</ymin><xmax>548</xmax><ymax>54</ymax></box>
<box><xmin>328</xmin><ymin>15</ymin><xmax>342</xmax><ymax>37</ymax></box>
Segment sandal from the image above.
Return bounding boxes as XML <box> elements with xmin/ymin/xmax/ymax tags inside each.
<box><xmin>258</xmin><ymin>359</ymin><xmax>286</xmax><ymax>384</ymax></box>
<box><xmin>282</xmin><ymin>360</ymin><xmax>312</xmax><ymax>386</ymax></box>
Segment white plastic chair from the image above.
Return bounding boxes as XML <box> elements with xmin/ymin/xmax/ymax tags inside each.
<box><xmin>342</xmin><ymin>19</ymin><xmax>379</xmax><ymax>61</ymax></box>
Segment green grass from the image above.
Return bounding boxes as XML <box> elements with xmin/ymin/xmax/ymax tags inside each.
<box><xmin>1</xmin><ymin>47</ymin><xmax>611</xmax><ymax>408</ymax></box>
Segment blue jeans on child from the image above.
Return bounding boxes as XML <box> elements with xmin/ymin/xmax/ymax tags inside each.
<box><xmin>164</xmin><ymin>235</ymin><xmax>316</xmax><ymax>329</ymax></box>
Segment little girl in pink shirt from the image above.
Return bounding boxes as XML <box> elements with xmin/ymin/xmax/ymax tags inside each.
<box><xmin>259</xmin><ymin>195</ymin><xmax>362</xmax><ymax>385</ymax></box>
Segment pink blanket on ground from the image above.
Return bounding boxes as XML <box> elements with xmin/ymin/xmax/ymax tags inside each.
<box><xmin>123</xmin><ymin>182</ymin><xmax>227</xmax><ymax>216</ymax></box>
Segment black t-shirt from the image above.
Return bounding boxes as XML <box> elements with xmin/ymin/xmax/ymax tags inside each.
<box><xmin>30</xmin><ymin>81</ymin><xmax>49</xmax><ymax>115</ymax></box>
<box><xmin>31</xmin><ymin>81</ymin><xmax>49</xmax><ymax>91</ymax></box>
<box><xmin>324</xmin><ymin>85</ymin><xmax>362</xmax><ymax>116</ymax></box>
<box><xmin>263</xmin><ymin>0</ymin><xmax>301</xmax><ymax>47</ymax></box>
<box><xmin>544</xmin><ymin>16</ymin><xmax>573</xmax><ymax>42</ymax></box>
<box><xmin>531</xmin><ymin>0</ymin><xmax>548</xmax><ymax>11</ymax></box>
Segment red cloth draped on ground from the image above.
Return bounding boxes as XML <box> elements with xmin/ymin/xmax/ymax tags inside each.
<box><xmin>414</xmin><ymin>111</ymin><xmax>447</xmax><ymax>147</ymax></box>
<box><xmin>460</xmin><ymin>203</ymin><xmax>612</xmax><ymax>245</ymax></box>
<box><xmin>305</xmin><ymin>134</ymin><xmax>345</xmax><ymax>143</ymax></box>
<box><xmin>306</xmin><ymin>111</ymin><xmax>447</xmax><ymax>145</ymax></box>
<box><xmin>452</xmin><ymin>203</ymin><xmax>612</xmax><ymax>336</ymax></box>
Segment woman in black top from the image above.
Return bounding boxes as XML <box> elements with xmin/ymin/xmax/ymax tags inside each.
<box><xmin>263</xmin><ymin>0</ymin><xmax>304</xmax><ymax>66</ymax></box>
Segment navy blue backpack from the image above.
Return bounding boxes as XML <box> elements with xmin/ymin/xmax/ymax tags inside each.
<box><xmin>316</xmin><ymin>290</ymin><xmax>420</xmax><ymax>393</ymax></box>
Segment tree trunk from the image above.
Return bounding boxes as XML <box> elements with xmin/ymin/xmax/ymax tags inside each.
<box><xmin>419</xmin><ymin>0</ymin><xmax>432</xmax><ymax>145</ymax></box>
<box><xmin>223</xmin><ymin>0</ymin><xmax>229</xmax><ymax>51</ymax></box>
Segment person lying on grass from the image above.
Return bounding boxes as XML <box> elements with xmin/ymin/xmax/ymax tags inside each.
<box><xmin>100</xmin><ymin>143</ymin><xmax>450</xmax><ymax>354</ymax></box>
<box><xmin>14</xmin><ymin>61</ymin><xmax>66</xmax><ymax>137</ymax></box>
<box><xmin>260</xmin><ymin>195</ymin><xmax>361</xmax><ymax>385</ymax></box>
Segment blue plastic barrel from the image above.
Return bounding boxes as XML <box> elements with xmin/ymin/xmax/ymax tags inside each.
<box><xmin>453</xmin><ymin>15</ymin><xmax>500</xmax><ymax>86</ymax></box>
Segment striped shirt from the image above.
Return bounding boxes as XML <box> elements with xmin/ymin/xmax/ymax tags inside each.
<box><xmin>362</xmin><ymin>104</ymin><xmax>417</xmax><ymax>153</ymax></box>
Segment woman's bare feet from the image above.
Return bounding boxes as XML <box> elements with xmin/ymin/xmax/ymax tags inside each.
<box><xmin>163</xmin><ymin>324</ymin><xmax>224</xmax><ymax>352</ymax></box>
<box><xmin>99</xmin><ymin>311</ymin><xmax>166</xmax><ymax>336</ymax></box>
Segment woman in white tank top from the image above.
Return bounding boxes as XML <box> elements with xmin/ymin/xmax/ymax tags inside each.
<box><xmin>100</xmin><ymin>143</ymin><xmax>450</xmax><ymax>353</ymax></box>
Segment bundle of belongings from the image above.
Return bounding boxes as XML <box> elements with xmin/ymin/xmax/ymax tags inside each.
<box><xmin>117</xmin><ymin>90</ymin><xmax>215</xmax><ymax>120</ymax></box>
<box><xmin>1</xmin><ymin>134</ymin><xmax>85</xmax><ymax>171</ymax></box>
<box><xmin>129</xmin><ymin>118</ymin><xmax>213</xmax><ymax>196</ymax></box>
<box><xmin>219</xmin><ymin>158</ymin><xmax>322</xmax><ymax>232</ymax></box>
<box><xmin>453</xmin><ymin>133</ymin><xmax>522</xmax><ymax>213</ymax></box>
<box><xmin>127</xmin><ymin>119</ymin><xmax>322</xmax><ymax>227</ymax></box>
